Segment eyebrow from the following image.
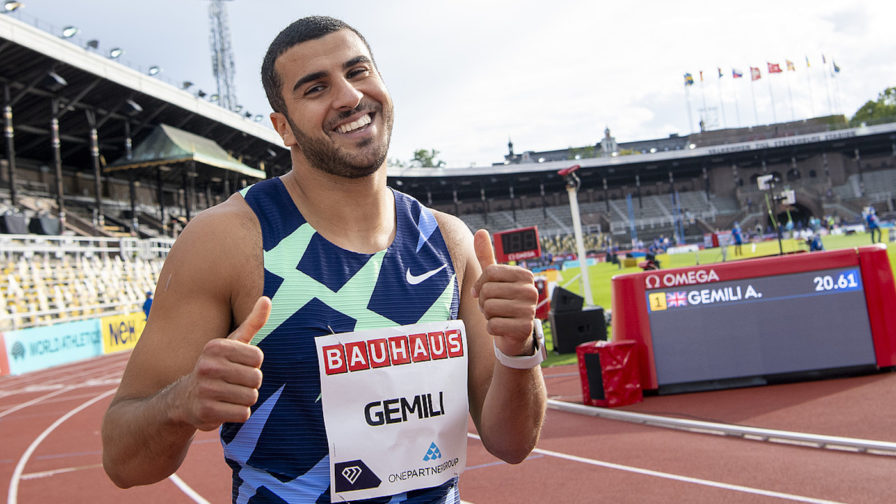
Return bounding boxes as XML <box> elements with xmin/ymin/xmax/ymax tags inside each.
<box><xmin>291</xmin><ymin>55</ymin><xmax>374</xmax><ymax>93</ymax></box>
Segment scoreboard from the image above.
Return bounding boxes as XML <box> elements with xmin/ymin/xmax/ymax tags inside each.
<box><xmin>611</xmin><ymin>245</ymin><xmax>896</xmax><ymax>393</ymax></box>
<box><xmin>493</xmin><ymin>226</ymin><xmax>541</xmax><ymax>263</ymax></box>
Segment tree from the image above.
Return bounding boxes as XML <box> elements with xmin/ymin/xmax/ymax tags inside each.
<box><xmin>411</xmin><ymin>148</ymin><xmax>446</xmax><ymax>168</ymax></box>
<box><xmin>850</xmin><ymin>86</ymin><xmax>896</xmax><ymax>126</ymax></box>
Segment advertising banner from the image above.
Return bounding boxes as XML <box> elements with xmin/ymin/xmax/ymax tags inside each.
<box><xmin>2</xmin><ymin>319</ymin><xmax>103</xmax><ymax>375</ymax></box>
<box><xmin>101</xmin><ymin>312</ymin><xmax>146</xmax><ymax>354</ymax></box>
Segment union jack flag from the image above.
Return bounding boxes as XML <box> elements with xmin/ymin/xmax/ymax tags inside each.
<box><xmin>666</xmin><ymin>292</ymin><xmax>688</xmax><ymax>307</ymax></box>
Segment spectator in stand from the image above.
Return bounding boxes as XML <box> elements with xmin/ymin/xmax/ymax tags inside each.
<box><xmin>142</xmin><ymin>291</ymin><xmax>153</xmax><ymax>321</ymax></box>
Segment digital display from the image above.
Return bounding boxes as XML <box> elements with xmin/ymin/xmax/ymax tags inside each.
<box><xmin>645</xmin><ymin>266</ymin><xmax>876</xmax><ymax>388</ymax></box>
<box><xmin>493</xmin><ymin>227</ymin><xmax>541</xmax><ymax>263</ymax></box>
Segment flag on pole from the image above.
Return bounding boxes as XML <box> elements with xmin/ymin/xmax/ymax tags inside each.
<box><xmin>684</xmin><ymin>73</ymin><xmax>694</xmax><ymax>86</ymax></box>
<box><xmin>832</xmin><ymin>60</ymin><xmax>841</xmax><ymax>73</ymax></box>
<box><xmin>732</xmin><ymin>68</ymin><xmax>743</xmax><ymax>78</ymax></box>
<box><xmin>767</xmin><ymin>62</ymin><xmax>783</xmax><ymax>73</ymax></box>
<box><xmin>717</xmin><ymin>67</ymin><xmax>723</xmax><ymax>79</ymax></box>
<box><xmin>699</xmin><ymin>70</ymin><xmax>704</xmax><ymax>82</ymax></box>
<box><xmin>822</xmin><ymin>54</ymin><xmax>826</xmax><ymax>64</ymax></box>
<box><xmin>786</xmin><ymin>59</ymin><xmax>796</xmax><ymax>71</ymax></box>
<box><xmin>750</xmin><ymin>67</ymin><xmax>761</xmax><ymax>81</ymax></box>
<box><xmin>805</xmin><ymin>56</ymin><xmax>811</xmax><ymax>68</ymax></box>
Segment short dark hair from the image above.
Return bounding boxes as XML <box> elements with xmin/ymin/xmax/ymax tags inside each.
<box><xmin>261</xmin><ymin>16</ymin><xmax>374</xmax><ymax>114</ymax></box>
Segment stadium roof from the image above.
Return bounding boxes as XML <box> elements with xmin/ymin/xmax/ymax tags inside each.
<box><xmin>0</xmin><ymin>14</ymin><xmax>288</xmax><ymax>178</ymax></box>
<box><xmin>106</xmin><ymin>123</ymin><xmax>266</xmax><ymax>180</ymax></box>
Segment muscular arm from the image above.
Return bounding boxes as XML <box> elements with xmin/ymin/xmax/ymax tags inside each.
<box><xmin>102</xmin><ymin>197</ymin><xmax>267</xmax><ymax>487</ymax></box>
<box><xmin>436</xmin><ymin>215</ymin><xmax>547</xmax><ymax>464</ymax></box>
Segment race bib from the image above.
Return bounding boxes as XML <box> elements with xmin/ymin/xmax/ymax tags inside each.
<box><xmin>316</xmin><ymin>320</ymin><xmax>468</xmax><ymax>501</ymax></box>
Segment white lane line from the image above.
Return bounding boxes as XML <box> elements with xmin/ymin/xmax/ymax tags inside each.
<box><xmin>21</xmin><ymin>464</ymin><xmax>102</xmax><ymax>480</ymax></box>
<box><xmin>467</xmin><ymin>433</ymin><xmax>844</xmax><ymax>504</ymax></box>
<box><xmin>169</xmin><ymin>474</ymin><xmax>211</xmax><ymax>504</ymax></box>
<box><xmin>0</xmin><ymin>387</ymin><xmax>73</xmax><ymax>419</ymax></box>
<box><xmin>7</xmin><ymin>388</ymin><xmax>116</xmax><ymax>504</ymax></box>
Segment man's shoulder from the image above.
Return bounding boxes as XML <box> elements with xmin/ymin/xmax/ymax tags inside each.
<box><xmin>170</xmin><ymin>194</ymin><xmax>260</xmax><ymax>259</ymax></box>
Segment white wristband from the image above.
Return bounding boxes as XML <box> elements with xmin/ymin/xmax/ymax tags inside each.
<box><xmin>493</xmin><ymin>319</ymin><xmax>546</xmax><ymax>369</ymax></box>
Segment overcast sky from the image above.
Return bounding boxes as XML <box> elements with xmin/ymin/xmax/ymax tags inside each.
<box><xmin>11</xmin><ymin>1</ymin><xmax>896</xmax><ymax>167</ymax></box>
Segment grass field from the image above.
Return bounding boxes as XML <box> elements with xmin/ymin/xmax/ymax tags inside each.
<box><xmin>541</xmin><ymin>231</ymin><xmax>896</xmax><ymax>367</ymax></box>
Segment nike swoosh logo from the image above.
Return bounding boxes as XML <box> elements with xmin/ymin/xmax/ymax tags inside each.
<box><xmin>406</xmin><ymin>264</ymin><xmax>447</xmax><ymax>285</ymax></box>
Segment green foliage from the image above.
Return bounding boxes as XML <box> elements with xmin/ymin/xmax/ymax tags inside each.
<box><xmin>566</xmin><ymin>145</ymin><xmax>596</xmax><ymax>160</ymax></box>
<box><xmin>411</xmin><ymin>148</ymin><xmax>446</xmax><ymax>168</ymax></box>
<box><xmin>850</xmin><ymin>86</ymin><xmax>896</xmax><ymax>126</ymax></box>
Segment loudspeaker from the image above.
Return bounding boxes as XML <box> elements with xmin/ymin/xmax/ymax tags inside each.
<box><xmin>29</xmin><ymin>216</ymin><xmax>61</xmax><ymax>235</ymax></box>
<box><xmin>549</xmin><ymin>307</ymin><xmax>606</xmax><ymax>353</ymax></box>
<box><xmin>1</xmin><ymin>213</ymin><xmax>27</xmax><ymax>234</ymax></box>
<box><xmin>551</xmin><ymin>286</ymin><xmax>584</xmax><ymax>313</ymax></box>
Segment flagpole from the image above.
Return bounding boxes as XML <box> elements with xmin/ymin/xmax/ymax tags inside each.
<box><xmin>822</xmin><ymin>55</ymin><xmax>834</xmax><ymax>115</ymax></box>
<box><xmin>831</xmin><ymin>61</ymin><xmax>843</xmax><ymax>116</ymax></box>
<box><xmin>685</xmin><ymin>84</ymin><xmax>694</xmax><ymax>134</ymax></box>
<box><xmin>732</xmin><ymin>68</ymin><xmax>743</xmax><ymax>127</ymax></box>
<box><xmin>786</xmin><ymin>72</ymin><xmax>795</xmax><ymax>121</ymax></box>
<box><xmin>733</xmin><ymin>82</ymin><xmax>742</xmax><ymax>127</ymax></box>
<box><xmin>766</xmin><ymin>65</ymin><xmax>777</xmax><ymax>123</ymax></box>
<box><xmin>805</xmin><ymin>56</ymin><xmax>816</xmax><ymax>118</ymax></box>
<box><xmin>699</xmin><ymin>71</ymin><xmax>708</xmax><ymax>130</ymax></box>
<box><xmin>750</xmin><ymin>73</ymin><xmax>759</xmax><ymax>125</ymax></box>
<box><xmin>716</xmin><ymin>68</ymin><xmax>727</xmax><ymax>128</ymax></box>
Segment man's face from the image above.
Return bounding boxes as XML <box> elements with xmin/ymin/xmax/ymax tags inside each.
<box><xmin>272</xmin><ymin>29</ymin><xmax>394</xmax><ymax>178</ymax></box>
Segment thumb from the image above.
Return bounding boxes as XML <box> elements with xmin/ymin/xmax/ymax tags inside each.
<box><xmin>474</xmin><ymin>229</ymin><xmax>497</xmax><ymax>271</ymax></box>
<box><xmin>228</xmin><ymin>296</ymin><xmax>272</xmax><ymax>344</ymax></box>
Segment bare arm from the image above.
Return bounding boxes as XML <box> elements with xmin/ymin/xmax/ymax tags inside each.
<box><xmin>101</xmin><ymin>198</ymin><xmax>268</xmax><ymax>487</ymax></box>
<box><xmin>437</xmin><ymin>216</ymin><xmax>547</xmax><ymax>463</ymax></box>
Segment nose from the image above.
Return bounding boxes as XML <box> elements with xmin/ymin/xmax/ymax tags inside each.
<box><xmin>331</xmin><ymin>76</ymin><xmax>363</xmax><ymax>111</ymax></box>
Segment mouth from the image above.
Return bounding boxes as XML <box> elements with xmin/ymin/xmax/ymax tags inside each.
<box><xmin>334</xmin><ymin>113</ymin><xmax>373</xmax><ymax>135</ymax></box>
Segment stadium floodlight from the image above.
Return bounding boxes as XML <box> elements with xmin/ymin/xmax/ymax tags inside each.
<box><xmin>243</xmin><ymin>111</ymin><xmax>251</xmax><ymax>119</ymax></box>
<box><xmin>43</xmin><ymin>70</ymin><xmax>67</xmax><ymax>92</ymax></box>
<box><xmin>125</xmin><ymin>99</ymin><xmax>143</xmax><ymax>116</ymax></box>
<box><xmin>234</xmin><ymin>104</ymin><xmax>243</xmax><ymax>112</ymax></box>
<box><xmin>61</xmin><ymin>26</ymin><xmax>78</xmax><ymax>38</ymax></box>
<box><xmin>254</xmin><ymin>114</ymin><xmax>264</xmax><ymax>122</ymax></box>
<box><xmin>181</xmin><ymin>81</ymin><xmax>193</xmax><ymax>90</ymax></box>
<box><xmin>688</xmin><ymin>143</ymin><xmax>697</xmax><ymax>149</ymax></box>
<box><xmin>147</xmin><ymin>66</ymin><xmax>161</xmax><ymax>76</ymax></box>
<box><xmin>85</xmin><ymin>39</ymin><xmax>99</xmax><ymax>50</ymax></box>
<box><xmin>196</xmin><ymin>89</ymin><xmax>207</xmax><ymax>98</ymax></box>
<box><xmin>756</xmin><ymin>174</ymin><xmax>774</xmax><ymax>190</ymax></box>
<box><xmin>210</xmin><ymin>94</ymin><xmax>219</xmax><ymax>102</ymax></box>
<box><xmin>108</xmin><ymin>47</ymin><xmax>123</xmax><ymax>59</ymax></box>
<box><xmin>3</xmin><ymin>1</ymin><xmax>24</xmax><ymax>13</ymax></box>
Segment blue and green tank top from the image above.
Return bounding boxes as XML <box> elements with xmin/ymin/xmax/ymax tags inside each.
<box><xmin>221</xmin><ymin>177</ymin><xmax>461</xmax><ymax>503</ymax></box>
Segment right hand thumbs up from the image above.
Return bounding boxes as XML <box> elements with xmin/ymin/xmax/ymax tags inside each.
<box><xmin>228</xmin><ymin>296</ymin><xmax>272</xmax><ymax>344</ymax></box>
<box><xmin>182</xmin><ymin>296</ymin><xmax>270</xmax><ymax>431</ymax></box>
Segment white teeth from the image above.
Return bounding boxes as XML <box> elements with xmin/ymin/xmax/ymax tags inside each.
<box><xmin>337</xmin><ymin>114</ymin><xmax>371</xmax><ymax>134</ymax></box>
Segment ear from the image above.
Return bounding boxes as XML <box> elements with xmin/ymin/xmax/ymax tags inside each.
<box><xmin>270</xmin><ymin>112</ymin><xmax>297</xmax><ymax>147</ymax></box>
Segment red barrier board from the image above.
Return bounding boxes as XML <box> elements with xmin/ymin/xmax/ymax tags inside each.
<box><xmin>611</xmin><ymin>245</ymin><xmax>896</xmax><ymax>393</ymax></box>
<box><xmin>576</xmin><ymin>340</ymin><xmax>642</xmax><ymax>407</ymax></box>
<box><xmin>0</xmin><ymin>332</ymin><xmax>9</xmax><ymax>376</ymax></box>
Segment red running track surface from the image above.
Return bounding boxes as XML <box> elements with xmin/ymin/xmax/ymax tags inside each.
<box><xmin>2</xmin><ymin>353</ymin><xmax>894</xmax><ymax>503</ymax></box>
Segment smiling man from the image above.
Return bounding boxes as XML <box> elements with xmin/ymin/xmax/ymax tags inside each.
<box><xmin>102</xmin><ymin>16</ymin><xmax>546</xmax><ymax>503</ymax></box>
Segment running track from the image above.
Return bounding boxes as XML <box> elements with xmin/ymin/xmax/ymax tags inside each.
<box><xmin>2</xmin><ymin>351</ymin><xmax>894</xmax><ymax>503</ymax></box>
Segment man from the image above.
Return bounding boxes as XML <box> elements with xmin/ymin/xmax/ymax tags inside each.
<box><xmin>866</xmin><ymin>206</ymin><xmax>881</xmax><ymax>244</ymax></box>
<box><xmin>141</xmin><ymin>290</ymin><xmax>152</xmax><ymax>321</ymax></box>
<box><xmin>102</xmin><ymin>16</ymin><xmax>546</xmax><ymax>503</ymax></box>
<box><xmin>731</xmin><ymin>222</ymin><xmax>743</xmax><ymax>257</ymax></box>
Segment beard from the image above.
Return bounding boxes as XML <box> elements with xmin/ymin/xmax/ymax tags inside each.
<box><xmin>287</xmin><ymin>100</ymin><xmax>393</xmax><ymax>179</ymax></box>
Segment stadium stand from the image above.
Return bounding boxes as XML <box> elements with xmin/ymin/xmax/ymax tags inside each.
<box><xmin>2</xmin><ymin>11</ymin><xmax>896</xmax><ymax>332</ymax></box>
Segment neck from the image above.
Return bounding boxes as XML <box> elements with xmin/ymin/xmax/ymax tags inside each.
<box><xmin>281</xmin><ymin>161</ymin><xmax>395</xmax><ymax>254</ymax></box>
